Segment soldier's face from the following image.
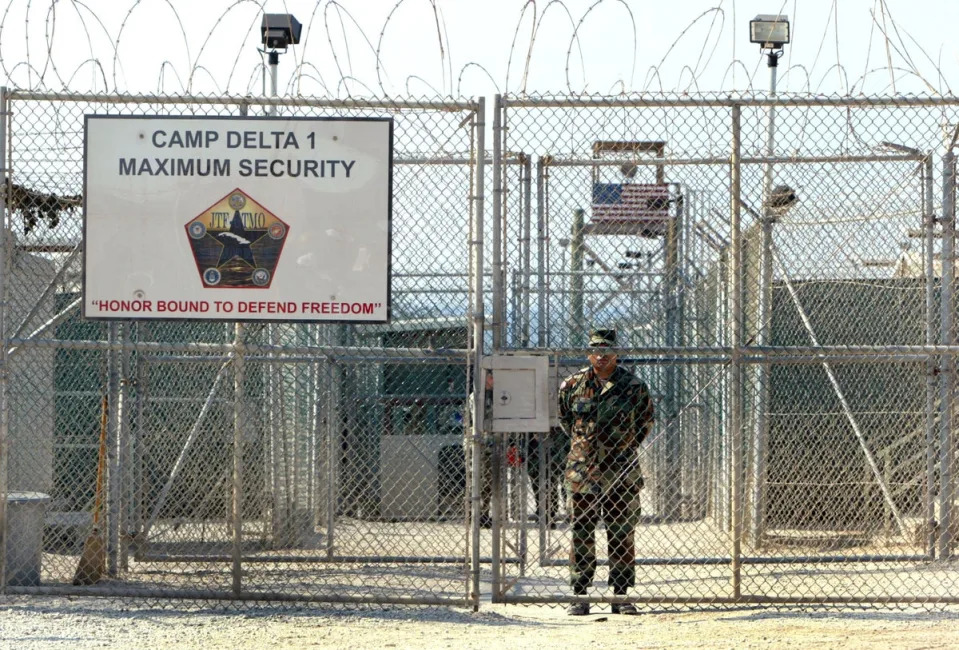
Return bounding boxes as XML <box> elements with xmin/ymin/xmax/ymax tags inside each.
<box><xmin>588</xmin><ymin>347</ymin><xmax>617</xmax><ymax>372</ymax></box>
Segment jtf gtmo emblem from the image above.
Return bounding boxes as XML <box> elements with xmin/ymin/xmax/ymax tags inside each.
<box><xmin>185</xmin><ymin>188</ymin><xmax>289</xmax><ymax>288</ymax></box>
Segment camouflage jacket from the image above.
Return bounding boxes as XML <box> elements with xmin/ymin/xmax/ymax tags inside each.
<box><xmin>558</xmin><ymin>365</ymin><xmax>654</xmax><ymax>495</ymax></box>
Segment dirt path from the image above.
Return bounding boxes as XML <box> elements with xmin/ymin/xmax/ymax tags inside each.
<box><xmin>1</xmin><ymin>598</ymin><xmax>957</xmax><ymax>649</ymax></box>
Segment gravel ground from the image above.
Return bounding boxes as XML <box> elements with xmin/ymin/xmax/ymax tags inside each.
<box><xmin>1</xmin><ymin>598</ymin><xmax>958</xmax><ymax>649</ymax></box>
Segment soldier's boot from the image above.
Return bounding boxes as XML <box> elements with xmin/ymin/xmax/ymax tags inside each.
<box><xmin>567</xmin><ymin>602</ymin><xmax>590</xmax><ymax>616</ymax></box>
<box><xmin>611</xmin><ymin>585</ymin><xmax>638</xmax><ymax>615</ymax></box>
<box><xmin>568</xmin><ymin>584</ymin><xmax>590</xmax><ymax>616</ymax></box>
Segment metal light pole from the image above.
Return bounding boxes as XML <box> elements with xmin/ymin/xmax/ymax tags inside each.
<box><xmin>536</xmin><ymin>158</ymin><xmax>548</xmax><ymax>347</ymax></box>
<box><xmin>268</xmin><ymin>51</ymin><xmax>279</xmax><ymax>116</ymax></box>
<box><xmin>747</xmin><ymin>14</ymin><xmax>790</xmax><ymax>549</ymax></box>
<box><xmin>258</xmin><ymin>12</ymin><xmax>300</xmax><ymax>562</ymax></box>
<box><xmin>940</xmin><ymin>150</ymin><xmax>956</xmax><ymax>560</ymax></box>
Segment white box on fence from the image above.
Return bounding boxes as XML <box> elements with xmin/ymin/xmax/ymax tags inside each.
<box><xmin>484</xmin><ymin>354</ymin><xmax>550</xmax><ymax>433</ymax></box>
<box><xmin>3</xmin><ymin>492</ymin><xmax>51</xmax><ymax>586</ymax></box>
<box><xmin>6</xmin><ymin>234</ymin><xmax>56</xmax><ymax>497</ymax></box>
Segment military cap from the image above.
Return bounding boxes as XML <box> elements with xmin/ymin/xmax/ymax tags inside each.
<box><xmin>588</xmin><ymin>328</ymin><xmax>616</xmax><ymax>347</ymax></box>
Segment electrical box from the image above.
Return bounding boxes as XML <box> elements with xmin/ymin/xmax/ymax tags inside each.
<box><xmin>483</xmin><ymin>355</ymin><xmax>550</xmax><ymax>432</ymax></box>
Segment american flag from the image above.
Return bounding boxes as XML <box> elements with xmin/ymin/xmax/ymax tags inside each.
<box><xmin>591</xmin><ymin>182</ymin><xmax>670</xmax><ymax>223</ymax></box>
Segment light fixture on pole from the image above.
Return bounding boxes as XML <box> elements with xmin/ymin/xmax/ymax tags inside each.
<box><xmin>259</xmin><ymin>13</ymin><xmax>302</xmax><ymax>115</ymax></box>
<box><xmin>765</xmin><ymin>183</ymin><xmax>799</xmax><ymax>215</ymax></box>
<box><xmin>261</xmin><ymin>14</ymin><xmax>302</xmax><ymax>51</ymax></box>
<box><xmin>750</xmin><ymin>14</ymin><xmax>790</xmax><ymax>67</ymax></box>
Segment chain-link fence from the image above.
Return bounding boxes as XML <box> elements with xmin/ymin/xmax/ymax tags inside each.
<box><xmin>0</xmin><ymin>91</ymin><xmax>481</xmax><ymax>605</ymax></box>
<box><xmin>491</xmin><ymin>95</ymin><xmax>959</xmax><ymax>607</ymax></box>
<box><xmin>1</xmin><ymin>91</ymin><xmax>958</xmax><ymax>608</ymax></box>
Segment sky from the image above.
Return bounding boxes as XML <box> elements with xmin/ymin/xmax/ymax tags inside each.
<box><xmin>0</xmin><ymin>0</ymin><xmax>951</xmax><ymax>329</ymax></box>
<box><xmin>1</xmin><ymin>0</ymin><xmax>959</xmax><ymax>98</ymax></box>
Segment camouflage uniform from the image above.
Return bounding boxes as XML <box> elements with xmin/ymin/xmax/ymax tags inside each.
<box><xmin>558</xmin><ymin>361</ymin><xmax>654</xmax><ymax>595</ymax></box>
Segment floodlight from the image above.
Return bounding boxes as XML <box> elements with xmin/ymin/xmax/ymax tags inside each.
<box><xmin>750</xmin><ymin>14</ymin><xmax>790</xmax><ymax>49</ymax></box>
<box><xmin>261</xmin><ymin>14</ymin><xmax>302</xmax><ymax>50</ymax></box>
<box><xmin>766</xmin><ymin>184</ymin><xmax>799</xmax><ymax>213</ymax></box>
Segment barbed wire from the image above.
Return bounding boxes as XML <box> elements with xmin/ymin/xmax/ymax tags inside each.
<box><xmin>0</xmin><ymin>0</ymin><xmax>953</xmax><ymax>98</ymax></box>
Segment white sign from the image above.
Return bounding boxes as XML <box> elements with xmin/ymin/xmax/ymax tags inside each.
<box><xmin>83</xmin><ymin>115</ymin><xmax>393</xmax><ymax>322</ymax></box>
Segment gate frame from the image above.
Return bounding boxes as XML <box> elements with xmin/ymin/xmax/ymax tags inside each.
<box><xmin>492</xmin><ymin>94</ymin><xmax>959</xmax><ymax>606</ymax></box>
<box><xmin>4</xmin><ymin>90</ymin><xmax>959</xmax><ymax>607</ymax></box>
<box><xmin>0</xmin><ymin>89</ymin><xmax>483</xmax><ymax>607</ymax></box>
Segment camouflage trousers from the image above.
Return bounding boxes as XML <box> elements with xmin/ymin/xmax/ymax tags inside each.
<box><xmin>568</xmin><ymin>485</ymin><xmax>641</xmax><ymax>594</ymax></box>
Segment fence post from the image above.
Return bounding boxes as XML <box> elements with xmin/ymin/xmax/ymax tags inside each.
<box><xmin>536</xmin><ymin>157</ymin><xmax>548</xmax><ymax>347</ymax></box>
<box><xmin>268</xmin><ymin>324</ymin><xmax>281</xmax><ymax>544</ymax></box>
<box><xmin>940</xmin><ymin>151</ymin><xmax>956</xmax><ymax>560</ymax></box>
<box><xmin>119</xmin><ymin>323</ymin><xmax>133</xmax><ymax>570</ymax></box>
<box><xmin>232</xmin><ymin>322</ymin><xmax>245</xmax><ymax>596</ymax></box>
<box><xmin>0</xmin><ymin>86</ymin><xmax>8</xmax><ymax>593</ymax></box>
<box><xmin>729</xmin><ymin>104</ymin><xmax>744</xmax><ymax>600</ymax></box>
<box><xmin>324</xmin><ymin>352</ymin><xmax>337</xmax><ymax>559</ymax></box>
<box><xmin>664</xmin><ymin>182</ymin><xmax>682</xmax><ymax>519</ymax></box>
<box><xmin>492</xmin><ymin>94</ymin><xmax>504</xmax><ymax>349</ymax></box>
<box><xmin>749</xmin><ymin>124</ymin><xmax>776</xmax><ymax>549</ymax></box>
<box><xmin>924</xmin><ymin>154</ymin><xmax>937</xmax><ymax>559</ymax></box>
<box><xmin>570</xmin><ymin>208</ymin><xmax>585</xmax><ymax>345</ymax></box>
<box><xmin>510</xmin><ymin>272</ymin><xmax>519</xmax><ymax>346</ymax></box>
<box><xmin>133</xmin><ymin>348</ymin><xmax>148</xmax><ymax>559</ymax></box>
<box><xmin>489</xmin><ymin>95</ymin><xmax>507</xmax><ymax>602</ymax></box>
<box><xmin>106</xmin><ymin>322</ymin><xmax>120</xmax><ymax>577</ymax></box>
<box><xmin>470</xmin><ymin>97</ymin><xmax>486</xmax><ymax>611</ymax></box>
<box><xmin>715</xmin><ymin>243</ymin><xmax>730</xmax><ymax>531</ymax></box>
<box><xmin>522</xmin><ymin>154</ymin><xmax>532</xmax><ymax>347</ymax></box>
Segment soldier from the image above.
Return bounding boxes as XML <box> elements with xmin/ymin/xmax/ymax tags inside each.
<box><xmin>558</xmin><ymin>328</ymin><xmax>654</xmax><ymax>616</ymax></box>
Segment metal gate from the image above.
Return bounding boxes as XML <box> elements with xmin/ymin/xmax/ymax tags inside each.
<box><xmin>489</xmin><ymin>95</ymin><xmax>959</xmax><ymax>606</ymax></box>
<box><xmin>2</xmin><ymin>90</ymin><xmax>959</xmax><ymax>607</ymax></box>
<box><xmin>0</xmin><ymin>90</ymin><xmax>482</xmax><ymax>605</ymax></box>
